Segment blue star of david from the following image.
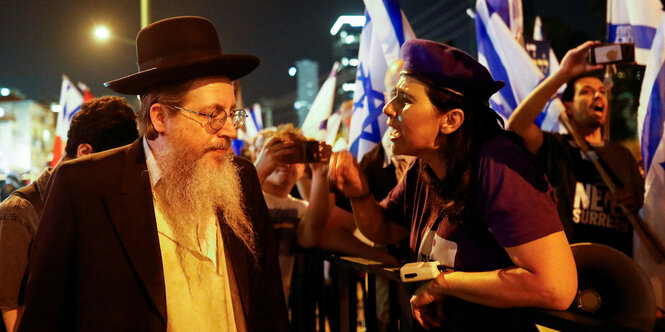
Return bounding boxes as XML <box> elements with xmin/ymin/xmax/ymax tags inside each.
<box><xmin>350</xmin><ymin>63</ymin><xmax>386</xmax><ymax>154</ymax></box>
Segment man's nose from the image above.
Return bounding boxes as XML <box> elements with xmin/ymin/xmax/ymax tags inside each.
<box><xmin>216</xmin><ymin>116</ymin><xmax>237</xmax><ymax>139</ymax></box>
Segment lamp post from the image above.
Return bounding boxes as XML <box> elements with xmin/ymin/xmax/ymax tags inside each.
<box><xmin>141</xmin><ymin>0</ymin><xmax>149</xmax><ymax>28</ymax></box>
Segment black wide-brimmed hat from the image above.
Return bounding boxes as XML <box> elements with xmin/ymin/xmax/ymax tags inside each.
<box><xmin>104</xmin><ymin>16</ymin><xmax>260</xmax><ymax>95</ymax></box>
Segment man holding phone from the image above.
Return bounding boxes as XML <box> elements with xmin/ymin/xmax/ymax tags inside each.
<box><xmin>252</xmin><ymin>124</ymin><xmax>332</xmax><ymax>299</ymax></box>
<box><xmin>253</xmin><ymin>124</ymin><xmax>398</xmax><ymax>302</ymax></box>
<box><xmin>507</xmin><ymin>41</ymin><xmax>644</xmax><ymax>256</ymax></box>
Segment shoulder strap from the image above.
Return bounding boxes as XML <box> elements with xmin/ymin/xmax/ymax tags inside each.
<box><xmin>11</xmin><ymin>183</ymin><xmax>44</xmax><ymax>218</ymax></box>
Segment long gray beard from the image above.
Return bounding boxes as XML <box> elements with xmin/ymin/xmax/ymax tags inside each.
<box><xmin>152</xmin><ymin>137</ymin><xmax>256</xmax><ymax>257</ymax></box>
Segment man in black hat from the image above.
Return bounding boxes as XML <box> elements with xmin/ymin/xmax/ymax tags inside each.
<box><xmin>19</xmin><ymin>17</ymin><xmax>289</xmax><ymax>332</ymax></box>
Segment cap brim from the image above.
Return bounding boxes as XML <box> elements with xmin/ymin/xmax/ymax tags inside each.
<box><xmin>104</xmin><ymin>54</ymin><xmax>260</xmax><ymax>95</ymax></box>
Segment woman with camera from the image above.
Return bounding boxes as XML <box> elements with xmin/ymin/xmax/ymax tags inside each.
<box><xmin>329</xmin><ymin>39</ymin><xmax>577</xmax><ymax>330</ymax></box>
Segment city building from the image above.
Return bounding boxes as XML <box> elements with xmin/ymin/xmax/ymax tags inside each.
<box><xmin>330</xmin><ymin>15</ymin><xmax>364</xmax><ymax>109</ymax></box>
<box><xmin>0</xmin><ymin>96</ymin><xmax>56</xmax><ymax>182</ymax></box>
<box><xmin>294</xmin><ymin>59</ymin><xmax>319</xmax><ymax>126</ymax></box>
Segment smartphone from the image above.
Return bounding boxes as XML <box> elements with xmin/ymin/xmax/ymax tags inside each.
<box><xmin>588</xmin><ymin>43</ymin><xmax>635</xmax><ymax>65</ymax></box>
<box><xmin>281</xmin><ymin>140</ymin><xmax>320</xmax><ymax>164</ymax></box>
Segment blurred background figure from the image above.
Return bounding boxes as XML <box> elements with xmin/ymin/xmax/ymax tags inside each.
<box><xmin>252</xmin><ymin>124</ymin><xmax>399</xmax><ymax>302</ymax></box>
<box><xmin>0</xmin><ymin>96</ymin><xmax>138</xmax><ymax>332</ymax></box>
<box><xmin>507</xmin><ymin>41</ymin><xmax>644</xmax><ymax>257</ymax></box>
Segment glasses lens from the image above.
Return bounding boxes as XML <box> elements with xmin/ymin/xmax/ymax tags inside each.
<box><xmin>210</xmin><ymin>111</ymin><xmax>227</xmax><ymax>130</ymax></box>
<box><xmin>232</xmin><ymin>109</ymin><xmax>248</xmax><ymax>129</ymax></box>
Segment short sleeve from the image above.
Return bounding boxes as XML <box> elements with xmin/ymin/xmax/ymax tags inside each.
<box><xmin>476</xmin><ymin>137</ymin><xmax>563</xmax><ymax>248</ymax></box>
<box><xmin>0</xmin><ymin>195</ymin><xmax>38</xmax><ymax>309</ymax></box>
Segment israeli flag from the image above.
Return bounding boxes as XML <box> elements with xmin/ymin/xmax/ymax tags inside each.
<box><xmin>475</xmin><ymin>0</ymin><xmax>564</xmax><ymax>132</ymax></box>
<box><xmin>52</xmin><ymin>75</ymin><xmax>84</xmax><ymax>166</ymax></box>
<box><xmin>636</xmin><ymin>14</ymin><xmax>665</xmax><ymax>310</ymax></box>
<box><xmin>486</xmin><ymin>0</ymin><xmax>523</xmax><ymax>41</ymax></box>
<box><xmin>607</xmin><ymin>0</ymin><xmax>664</xmax><ymax>65</ymax></box>
<box><xmin>532</xmin><ymin>16</ymin><xmax>565</xmax><ymax>133</ymax></box>
<box><xmin>348</xmin><ymin>0</ymin><xmax>415</xmax><ymax>161</ymax></box>
<box><xmin>233</xmin><ymin>103</ymin><xmax>263</xmax><ymax>155</ymax></box>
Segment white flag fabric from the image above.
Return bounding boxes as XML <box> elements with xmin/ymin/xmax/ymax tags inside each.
<box><xmin>636</xmin><ymin>14</ymin><xmax>665</xmax><ymax>310</ymax></box>
<box><xmin>251</xmin><ymin>102</ymin><xmax>263</xmax><ymax>132</ymax></box>
<box><xmin>237</xmin><ymin>103</ymin><xmax>262</xmax><ymax>143</ymax></box>
<box><xmin>52</xmin><ymin>75</ymin><xmax>84</xmax><ymax>166</ymax></box>
<box><xmin>325</xmin><ymin>108</ymin><xmax>343</xmax><ymax>146</ymax></box>
<box><xmin>532</xmin><ymin>15</ymin><xmax>565</xmax><ymax>133</ymax></box>
<box><xmin>475</xmin><ymin>0</ymin><xmax>564</xmax><ymax>132</ymax></box>
<box><xmin>301</xmin><ymin>62</ymin><xmax>338</xmax><ymax>141</ymax></box>
<box><xmin>607</xmin><ymin>0</ymin><xmax>664</xmax><ymax>65</ymax></box>
<box><xmin>348</xmin><ymin>0</ymin><xmax>415</xmax><ymax>161</ymax></box>
<box><xmin>486</xmin><ymin>0</ymin><xmax>523</xmax><ymax>41</ymax></box>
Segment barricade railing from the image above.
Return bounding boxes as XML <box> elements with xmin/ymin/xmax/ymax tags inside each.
<box><xmin>289</xmin><ymin>248</ymin><xmax>644</xmax><ymax>332</ymax></box>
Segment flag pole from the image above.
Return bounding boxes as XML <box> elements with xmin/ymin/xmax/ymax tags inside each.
<box><xmin>559</xmin><ymin>112</ymin><xmax>665</xmax><ymax>263</ymax></box>
<box><xmin>602</xmin><ymin>64</ymin><xmax>614</xmax><ymax>141</ymax></box>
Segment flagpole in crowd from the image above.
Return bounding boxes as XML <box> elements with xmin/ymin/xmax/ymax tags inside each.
<box><xmin>348</xmin><ymin>0</ymin><xmax>415</xmax><ymax>162</ymax></box>
<box><xmin>474</xmin><ymin>0</ymin><xmax>565</xmax><ymax>132</ymax></box>
<box><xmin>559</xmin><ymin>111</ymin><xmax>665</xmax><ymax>263</ymax></box>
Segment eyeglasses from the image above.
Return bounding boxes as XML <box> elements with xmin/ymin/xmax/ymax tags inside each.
<box><xmin>172</xmin><ymin>105</ymin><xmax>248</xmax><ymax>130</ymax></box>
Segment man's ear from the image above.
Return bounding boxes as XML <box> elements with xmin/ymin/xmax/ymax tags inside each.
<box><xmin>150</xmin><ymin>103</ymin><xmax>168</xmax><ymax>135</ymax></box>
<box><xmin>439</xmin><ymin>108</ymin><xmax>464</xmax><ymax>134</ymax></box>
<box><xmin>76</xmin><ymin>143</ymin><xmax>94</xmax><ymax>158</ymax></box>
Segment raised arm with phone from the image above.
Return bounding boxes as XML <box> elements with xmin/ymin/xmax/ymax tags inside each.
<box><xmin>507</xmin><ymin>41</ymin><xmax>645</xmax><ymax>257</ymax></box>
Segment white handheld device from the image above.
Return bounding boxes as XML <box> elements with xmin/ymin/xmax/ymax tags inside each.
<box><xmin>399</xmin><ymin>261</ymin><xmax>449</xmax><ymax>283</ymax></box>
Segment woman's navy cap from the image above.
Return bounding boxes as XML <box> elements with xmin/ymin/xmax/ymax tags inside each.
<box><xmin>401</xmin><ymin>39</ymin><xmax>504</xmax><ymax>102</ymax></box>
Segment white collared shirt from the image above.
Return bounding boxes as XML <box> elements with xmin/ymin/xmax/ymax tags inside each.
<box><xmin>142</xmin><ymin>138</ymin><xmax>244</xmax><ymax>332</ymax></box>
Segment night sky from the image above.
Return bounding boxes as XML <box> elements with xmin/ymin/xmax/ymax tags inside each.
<box><xmin>1</xmin><ymin>0</ymin><xmax>603</xmax><ymax>108</ymax></box>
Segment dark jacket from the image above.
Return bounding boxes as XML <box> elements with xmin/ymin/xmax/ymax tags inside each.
<box><xmin>18</xmin><ymin>139</ymin><xmax>289</xmax><ymax>332</ymax></box>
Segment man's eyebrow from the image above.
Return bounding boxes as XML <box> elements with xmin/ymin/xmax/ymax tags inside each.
<box><xmin>206</xmin><ymin>103</ymin><xmax>236</xmax><ymax>113</ymax></box>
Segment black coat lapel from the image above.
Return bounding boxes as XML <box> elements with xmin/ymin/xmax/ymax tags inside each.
<box><xmin>104</xmin><ymin>140</ymin><xmax>167</xmax><ymax>323</ymax></box>
<box><xmin>220</xmin><ymin>219</ymin><xmax>252</xmax><ymax>317</ymax></box>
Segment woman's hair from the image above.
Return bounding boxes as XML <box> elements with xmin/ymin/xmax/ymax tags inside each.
<box><xmin>423</xmin><ymin>85</ymin><xmax>506</xmax><ymax>225</ymax></box>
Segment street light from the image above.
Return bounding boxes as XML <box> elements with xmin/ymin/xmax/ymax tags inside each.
<box><xmin>92</xmin><ymin>25</ymin><xmax>134</xmax><ymax>46</ymax></box>
<box><xmin>94</xmin><ymin>26</ymin><xmax>110</xmax><ymax>40</ymax></box>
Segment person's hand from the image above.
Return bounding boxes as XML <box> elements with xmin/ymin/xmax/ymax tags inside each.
<box><xmin>310</xmin><ymin>142</ymin><xmax>333</xmax><ymax>178</ymax></box>
<box><xmin>328</xmin><ymin>151</ymin><xmax>369</xmax><ymax>199</ymax></box>
<box><xmin>254</xmin><ymin>136</ymin><xmax>298</xmax><ymax>182</ymax></box>
<box><xmin>411</xmin><ymin>281</ymin><xmax>446</xmax><ymax>330</ymax></box>
<box><xmin>558</xmin><ymin>41</ymin><xmax>604</xmax><ymax>80</ymax></box>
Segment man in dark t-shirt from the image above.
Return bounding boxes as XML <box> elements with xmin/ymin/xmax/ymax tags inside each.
<box><xmin>507</xmin><ymin>41</ymin><xmax>643</xmax><ymax>256</ymax></box>
<box><xmin>537</xmin><ymin>133</ymin><xmax>643</xmax><ymax>255</ymax></box>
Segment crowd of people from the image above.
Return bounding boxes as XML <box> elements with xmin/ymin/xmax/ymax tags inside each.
<box><xmin>0</xmin><ymin>14</ymin><xmax>654</xmax><ymax>332</ymax></box>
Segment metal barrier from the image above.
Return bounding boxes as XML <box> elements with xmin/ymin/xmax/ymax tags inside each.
<box><xmin>288</xmin><ymin>248</ymin><xmax>653</xmax><ymax>332</ymax></box>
